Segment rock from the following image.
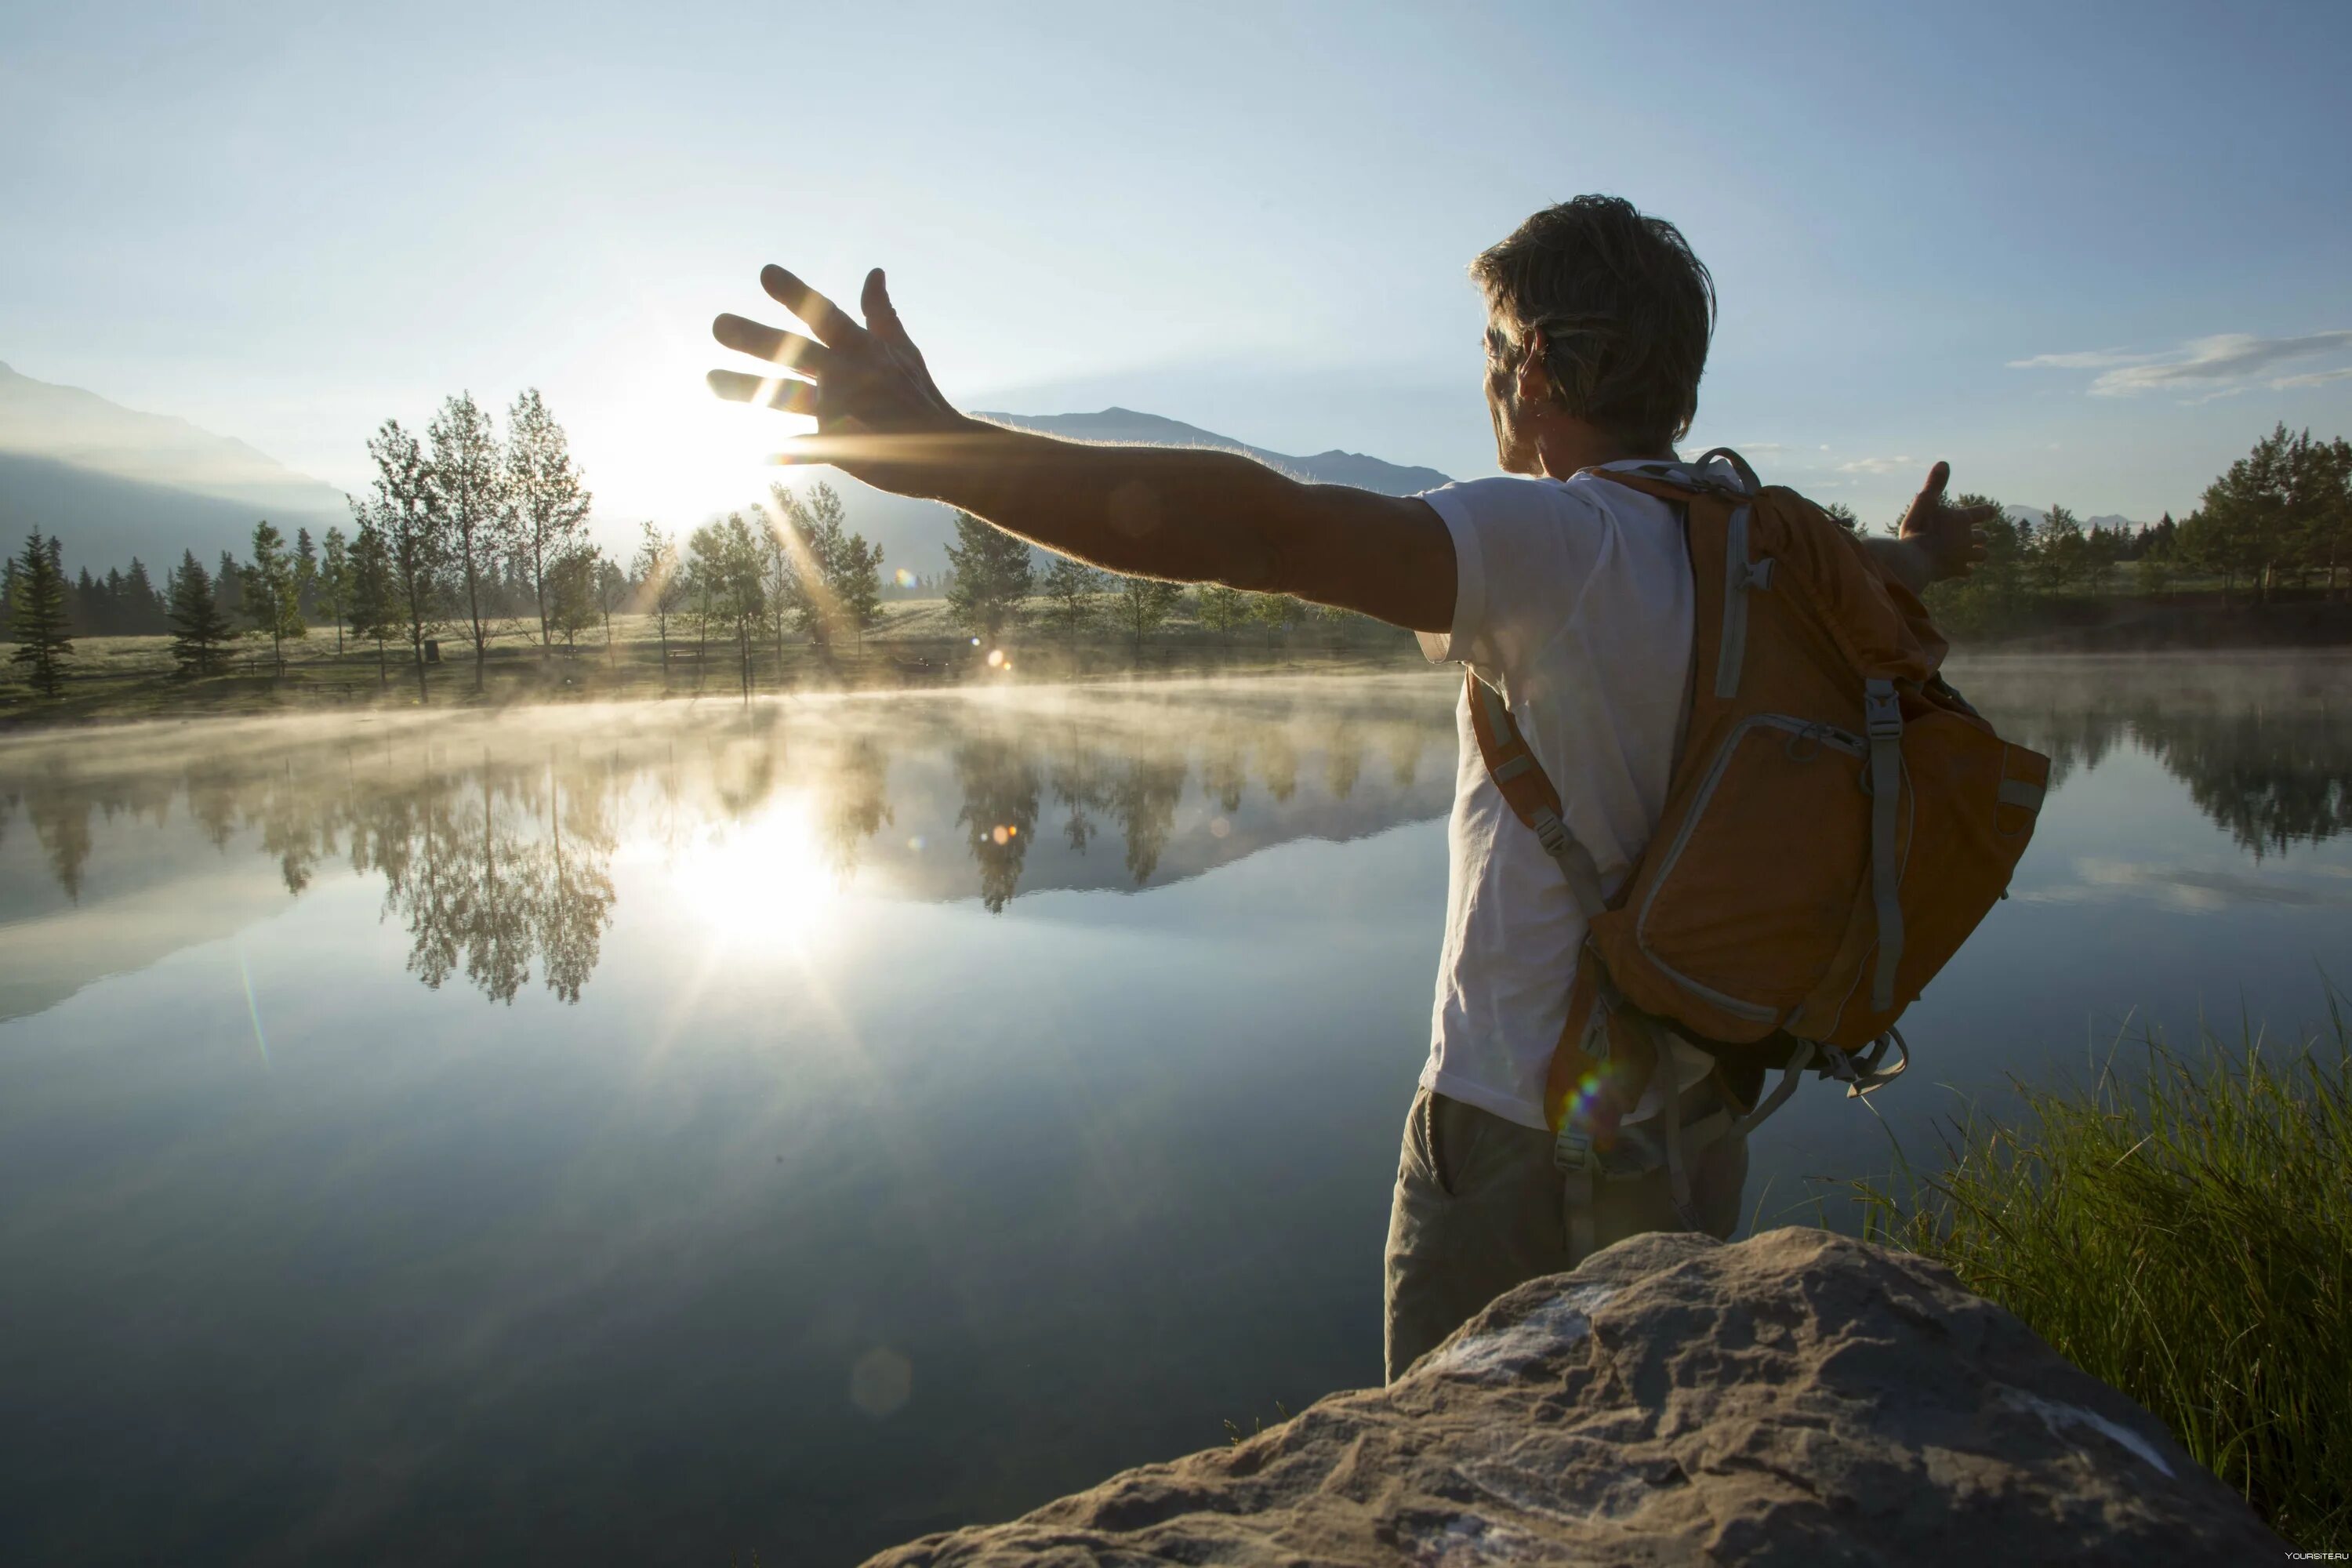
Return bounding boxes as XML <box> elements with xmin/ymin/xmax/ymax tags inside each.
<box><xmin>864</xmin><ymin>1228</ymin><xmax>2285</xmax><ymax>1566</ymax></box>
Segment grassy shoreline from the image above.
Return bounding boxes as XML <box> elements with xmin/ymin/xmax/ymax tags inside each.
<box><xmin>0</xmin><ymin>601</ymin><xmax>1428</xmax><ymax>728</ymax></box>
<box><xmin>1855</xmin><ymin>1008</ymin><xmax>2351</xmax><ymax>1550</ymax></box>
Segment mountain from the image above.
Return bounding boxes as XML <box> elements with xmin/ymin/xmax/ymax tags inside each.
<box><xmin>971</xmin><ymin>407</ymin><xmax>1454</xmax><ymax>495</ymax></box>
<box><xmin>814</xmin><ymin>407</ymin><xmax>1454</xmax><ymax>577</ymax></box>
<box><xmin>0</xmin><ymin>361</ymin><xmax>350</xmax><ymax>573</ymax></box>
<box><xmin>2005</xmin><ymin>505</ymin><xmax>2151</xmax><ymax>535</ymax></box>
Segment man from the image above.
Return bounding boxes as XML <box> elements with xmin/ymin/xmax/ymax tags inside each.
<box><xmin>708</xmin><ymin>196</ymin><xmax>1990</xmax><ymax>1381</ymax></box>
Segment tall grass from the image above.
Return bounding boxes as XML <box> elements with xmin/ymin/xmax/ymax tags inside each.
<box><xmin>1854</xmin><ymin>1003</ymin><xmax>2350</xmax><ymax>1550</ymax></box>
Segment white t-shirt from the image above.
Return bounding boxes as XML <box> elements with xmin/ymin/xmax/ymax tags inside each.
<box><xmin>1413</xmin><ymin>457</ymin><xmax>1727</xmax><ymax>1131</ymax></box>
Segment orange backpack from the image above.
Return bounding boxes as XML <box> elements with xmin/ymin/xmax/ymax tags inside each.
<box><xmin>1469</xmin><ymin>451</ymin><xmax>2050</xmax><ymax>1228</ymax></box>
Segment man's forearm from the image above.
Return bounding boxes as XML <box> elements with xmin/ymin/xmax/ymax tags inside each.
<box><xmin>886</xmin><ymin>417</ymin><xmax>1301</xmax><ymax>590</ymax></box>
<box><xmin>1862</xmin><ymin>535</ymin><xmax>1936</xmax><ymax>598</ymax></box>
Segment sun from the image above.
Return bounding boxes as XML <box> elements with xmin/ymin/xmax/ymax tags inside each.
<box><xmin>670</xmin><ymin>793</ymin><xmax>838</xmax><ymax>946</ymax></box>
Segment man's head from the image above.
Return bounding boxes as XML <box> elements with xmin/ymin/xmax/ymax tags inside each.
<box><xmin>1473</xmin><ymin>196</ymin><xmax>1715</xmax><ymax>474</ymax></box>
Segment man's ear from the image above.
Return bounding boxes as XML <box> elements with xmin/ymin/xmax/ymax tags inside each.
<box><xmin>1514</xmin><ymin>328</ymin><xmax>1554</xmax><ymax>407</ymax></box>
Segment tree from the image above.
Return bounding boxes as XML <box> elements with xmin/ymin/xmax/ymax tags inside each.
<box><xmin>245</xmin><ymin>519</ymin><xmax>307</xmax><ymax>674</ymax></box>
<box><xmin>1196</xmin><ymin>581</ymin><xmax>1247</xmax><ymax>641</ymax></box>
<box><xmin>1821</xmin><ymin>502</ymin><xmax>1860</xmax><ymax>531</ymax></box>
<box><xmin>216</xmin><ymin>551</ymin><xmax>244</xmax><ymax>619</ymax></box>
<box><xmin>945</xmin><ymin>510</ymin><xmax>1033</xmax><ymax>642</ymax></box>
<box><xmin>294</xmin><ymin>526</ymin><xmax>320</xmax><ymax>617</ymax></box>
<box><xmin>347</xmin><ymin>521</ymin><xmax>398</xmax><ymax>689</ymax></box>
<box><xmin>2030</xmin><ymin>504</ymin><xmax>2085</xmax><ymax>597</ymax></box>
<box><xmin>505</xmin><ymin>387</ymin><xmax>593</xmax><ymax>660</ymax></box>
<box><xmin>546</xmin><ymin>546</ymin><xmax>603</xmax><ymax>653</ymax></box>
<box><xmin>768</xmin><ymin>481</ymin><xmax>884</xmax><ymax>655</ymax></box>
<box><xmin>1040</xmin><ymin>557</ymin><xmax>1102</xmax><ymax>641</ymax></box>
<box><xmin>837</xmin><ymin>532</ymin><xmax>885</xmax><ymax>654</ymax></box>
<box><xmin>1249</xmin><ymin>590</ymin><xmax>1303</xmax><ymax>645</ymax></box>
<box><xmin>364</xmin><ymin>417</ymin><xmax>447</xmax><ymax>696</ymax></box>
<box><xmin>427</xmin><ymin>391</ymin><xmax>510</xmax><ymax>690</ymax></box>
<box><xmin>318</xmin><ymin>526</ymin><xmax>352</xmax><ymax>653</ymax></box>
<box><xmin>1111</xmin><ymin>573</ymin><xmax>1184</xmax><ymax>655</ymax></box>
<box><xmin>6</xmin><ymin>532</ymin><xmax>72</xmax><ymax>697</ymax></box>
<box><xmin>687</xmin><ymin>513</ymin><xmax>767</xmax><ymax>700</ymax></box>
<box><xmin>633</xmin><ymin>523</ymin><xmax>684</xmax><ymax>689</ymax></box>
<box><xmin>166</xmin><ymin>550</ymin><xmax>236</xmax><ymax>676</ymax></box>
<box><xmin>595</xmin><ymin>556</ymin><xmax>628</xmax><ymax>664</ymax></box>
<box><xmin>757</xmin><ymin>486</ymin><xmax>803</xmax><ymax>673</ymax></box>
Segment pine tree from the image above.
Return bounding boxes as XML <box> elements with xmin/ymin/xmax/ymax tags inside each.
<box><xmin>944</xmin><ymin>510</ymin><xmax>1034</xmax><ymax>641</ymax></box>
<box><xmin>318</xmin><ymin>526</ymin><xmax>351</xmax><ymax>653</ymax></box>
<box><xmin>295</xmin><ymin>525</ymin><xmax>319</xmax><ymax>616</ymax></box>
<box><xmin>167</xmin><ymin>550</ymin><xmax>236</xmax><ymax>676</ymax></box>
<box><xmin>123</xmin><ymin>557</ymin><xmax>165</xmax><ymax>633</ymax></box>
<box><xmin>7</xmin><ymin>532</ymin><xmax>73</xmax><ymax>697</ymax></box>
<box><xmin>246</xmin><ymin>519</ymin><xmax>307</xmax><ymax>673</ymax></box>
<box><xmin>347</xmin><ymin>521</ymin><xmax>397</xmax><ymax>689</ymax></box>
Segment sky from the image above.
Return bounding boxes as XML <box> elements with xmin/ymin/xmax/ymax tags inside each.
<box><xmin>4</xmin><ymin>0</ymin><xmax>2348</xmax><ymax>544</ymax></box>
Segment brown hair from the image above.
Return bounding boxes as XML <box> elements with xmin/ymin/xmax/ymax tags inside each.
<box><xmin>1472</xmin><ymin>196</ymin><xmax>1716</xmax><ymax>453</ymax></box>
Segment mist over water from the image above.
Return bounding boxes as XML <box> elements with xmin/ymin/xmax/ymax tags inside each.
<box><xmin>2</xmin><ymin>656</ymin><xmax>2346</xmax><ymax>1565</ymax></box>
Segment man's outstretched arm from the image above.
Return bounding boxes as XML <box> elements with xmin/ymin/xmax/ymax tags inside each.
<box><xmin>707</xmin><ymin>266</ymin><xmax>1456</xmax><ymax>633</ymax></box>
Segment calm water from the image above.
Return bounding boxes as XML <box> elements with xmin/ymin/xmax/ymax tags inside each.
<box><xmin>2</xmin><ymin>656</ymin><xmax>2347</xmax><ymax>1565</ymax></box>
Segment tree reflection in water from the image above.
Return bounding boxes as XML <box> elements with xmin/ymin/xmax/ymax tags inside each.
<box><xmin>9</xmin><ymin>661</ymin><xmax>2333</xmax><ymax>1009</ymax></box>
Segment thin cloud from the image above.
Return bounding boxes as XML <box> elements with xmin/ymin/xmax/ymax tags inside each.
<box><xmin>2012</xmin><ymin>330</ymin><xmax>2352</xmax><ymax>399</ymax></box>
<box><xmin>2271</xmin><ymin>365</ymin><xmax>2352</xmax><ymax>391</ymax></box>
<box><xmin>2005</xmin><ymin>348</ymin><xmax>2158</xmax><ymax>370</ymax></box>
<box><xmin>1835</xmin><ymin>455</ymin><xmax>1915</xmax><ymax>475</ymax></box>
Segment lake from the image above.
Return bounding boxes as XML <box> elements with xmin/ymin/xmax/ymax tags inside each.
<box><xmin>2</xmin><ymin>653</ymin><xmax>2347</xmax><ymax>1565</ymax></box>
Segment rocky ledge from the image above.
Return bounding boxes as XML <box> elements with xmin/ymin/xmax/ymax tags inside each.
<box><xmin>866</xmin><ymin>1227</ymin><xmax>2283</xmax><ymax>1566</ymax></box>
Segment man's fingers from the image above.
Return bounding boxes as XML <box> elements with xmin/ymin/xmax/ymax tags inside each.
<box><xmin>712</xmin><ymin>313</ymin><xmax>831</xmax><ymax>373</ymax></box>
<box><xmin>760</xmin><ymin>265</ymin><xmax>866</xmax><ymax>346</ymax></box>
<box><xmin>1915</xmin><ymin>459</ymin><xmax>1951</xmax><ymax>503</ymax></box>
<box><xmin>706</xmin><ymin>369</ymin><xmax>818</xmax><ymax>416</ymax></box>
<box><xmin>860</xmin><ymin>267</ymin><xmax>913</xmax><ymax>347</ymax></box>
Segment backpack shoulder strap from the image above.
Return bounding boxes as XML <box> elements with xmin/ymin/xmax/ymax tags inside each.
<box><xmin>1464</xmin><ymin>670</ymin><xmax>1607</xmax><ymax>920</ymax></box>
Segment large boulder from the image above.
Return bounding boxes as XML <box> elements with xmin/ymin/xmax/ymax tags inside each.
<box><xmin>866</xmin><ymin>1227</ymin><xmax>2284</xmax><ymax>1566</ymax></box>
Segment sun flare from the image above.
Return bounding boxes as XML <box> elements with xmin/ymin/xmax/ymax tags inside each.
<box><xmin>669</xmin><ymin>793</ymin><xmax>837</xmax><ymax>946</ymax></box>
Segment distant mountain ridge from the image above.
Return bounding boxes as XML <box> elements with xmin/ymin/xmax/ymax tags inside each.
<box><xmin>0</xmin><ymin>361</ymin><xmax>1455</xmax><ymax>580</ymax></box>
<box><xmin>972</xmin><ymin>407</ymin><xmax>1452</xmax><ymax>496</ymax></box>
<box><xmin>2005</xmin><ymin>504</ymin><xmax>2152</xmax><ymax>535</ymax></box>
<box><xmin>0</xmin><ymin>360</ymin><xmax>349</xmax><ymax>572</ymax></box>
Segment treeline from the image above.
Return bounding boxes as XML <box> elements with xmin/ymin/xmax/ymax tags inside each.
<box><xmin>1917</xmin><ymin>424</ymin><xmax>2351</xmax><ymax>637</ymax></box>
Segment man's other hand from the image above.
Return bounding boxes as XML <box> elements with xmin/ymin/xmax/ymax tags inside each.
<box><xmin>707</xmin><ymin>266</ymin><xmax>969</xmax><ymax>492</ymax></box>
<box><xmin>1896</xmin><ymin>461</ymin><xmax>1997</xmax><ymax>584</ymax></box>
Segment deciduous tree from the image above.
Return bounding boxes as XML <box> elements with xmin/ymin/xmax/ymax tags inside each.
<box><xmin>505</xmin><ymin>388</ymin><xmax>593</xmax><ymax>659</ymax></box>
<box><xmin>427</xmin><ymin>391</ymin><xmax>510</xmax><ymax>689</ymax></box>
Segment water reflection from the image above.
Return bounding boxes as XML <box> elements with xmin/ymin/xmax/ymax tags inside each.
<box><xmin>0</xmin><ymin>681</ymin><xmax>1455</xmax><ymax>1019</ymax></box>
<box><xmin>2</xmin><ymin>661</ymin><xmax>2343</xmax><ymax>1022</ymax></box>
<box><xmin>1955</xmin><ymin>655</ymin><xmax>2352</xmax><ymax>858</ymax></box>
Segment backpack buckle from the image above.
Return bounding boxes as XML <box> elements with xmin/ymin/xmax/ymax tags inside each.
<box><xmin>1864</xmin><ymin>681</ymin><xmax>1903</xmax><ymax>742</ymax></box>
<box><xmin>1553</xmin><ymin>1125</ymin><xmax>1596</xmax><ymax>1175</ymax></box>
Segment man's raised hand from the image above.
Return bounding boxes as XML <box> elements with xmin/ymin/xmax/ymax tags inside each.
<box><xmin>1896</xmin><ymin>461</ymin><xmax>1996</xmax><ymax>584</ymax></box>
<box><xmin>707</xmin><ymin>266</ymin><xmax>968</xmax><ymax>487</ymax></box>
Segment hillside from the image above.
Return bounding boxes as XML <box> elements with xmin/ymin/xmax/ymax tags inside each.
<box><xmin>0</xmin><ymin>361</ymin><xmax>351</xmax><ymax>572</ymax></box>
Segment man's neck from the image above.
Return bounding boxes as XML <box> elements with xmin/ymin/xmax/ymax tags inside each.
<box><xmin>1530</xmin><ymin>423</ymin><xmax>1668</xmax><ymax>481</ymax></box>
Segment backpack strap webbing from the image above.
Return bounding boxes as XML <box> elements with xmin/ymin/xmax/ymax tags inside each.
<box><xmin>1464</xmin><ymin>670</ymin><xmax>1606</xmax><ymax>920</ymax></box>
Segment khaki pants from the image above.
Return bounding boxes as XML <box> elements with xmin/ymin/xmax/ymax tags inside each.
<box><xmin>1382</xmin><ymin>1085</ymin><xmax>1748</xmax><ymax>1383</ymax></box>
